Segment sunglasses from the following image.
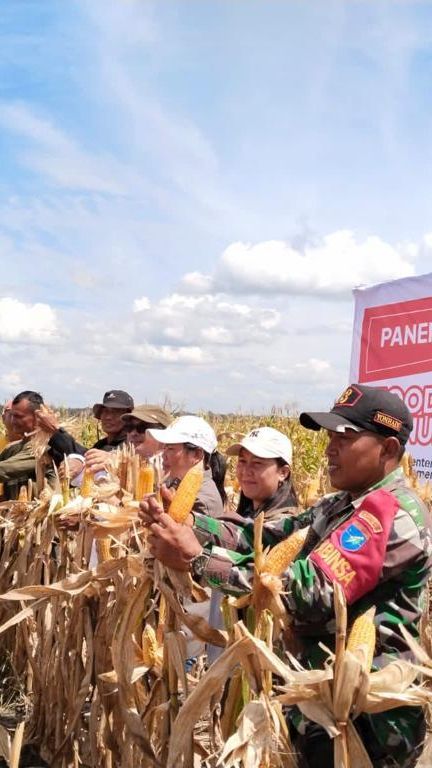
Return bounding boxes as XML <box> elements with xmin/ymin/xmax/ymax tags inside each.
<box><xmin>124</xmin><ymin>421</ymin><xmax>150</xmax><ymax>434</ymax></box>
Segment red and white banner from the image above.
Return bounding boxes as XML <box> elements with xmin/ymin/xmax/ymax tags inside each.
<box><xmin>350</xmin><ymin>274</ymin><xmax>432</xmax><ymax>479</ymax></box>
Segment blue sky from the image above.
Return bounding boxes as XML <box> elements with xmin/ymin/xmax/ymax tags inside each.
<box><xmin>1</xmin><ymin>0</ymin><xmax>432</xmax><ymax>412</ymax></box>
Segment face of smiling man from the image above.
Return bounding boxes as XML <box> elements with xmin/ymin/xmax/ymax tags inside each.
<box><xmin>325</xmin><ymin>429</ymin><xmax>401</xmax><ymax>497</ymax></box>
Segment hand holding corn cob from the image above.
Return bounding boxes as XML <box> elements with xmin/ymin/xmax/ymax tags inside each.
<box><xmin>139</xmin><ymin>463</ymin><xmax>204</xmax><ymax>569</ymax></box>
<box><xmin>147</xmin><ymin>512</ymin><xmax>203</xmax><ymax>570</ymax></box>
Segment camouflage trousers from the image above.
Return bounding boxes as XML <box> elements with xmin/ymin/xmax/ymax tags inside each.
<box><xmin>289</xmin><ymin>706</ymin><xmax>426</xmax><ymax>768</ymax></box>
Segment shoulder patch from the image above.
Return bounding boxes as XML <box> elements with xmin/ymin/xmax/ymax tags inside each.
<box><xmin>340</xmin><ymin>524</ymin><xmax>369</xmax><ymax>552</ymax></box>
<box><xmin>358</xmin><ymin>509</ymin><xmax>383</xmax><ymax>533</ymax></box>
<box><xmin>310</xmin><ymin>488</ymin><xmax>399</xmax><ymax>604</ymax></box>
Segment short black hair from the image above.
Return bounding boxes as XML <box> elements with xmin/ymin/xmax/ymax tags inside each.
<box><xmin>12</xmin><ymin>391</ymin><xmax>44</xmax><ymax>411</ymax></box>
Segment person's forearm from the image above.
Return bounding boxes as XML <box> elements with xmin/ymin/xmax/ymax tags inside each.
<box><xmin>200</xmin><ymin>544</ymin><xmax>255</xmax><ymax>595</ymax></box>
<box><xmin>0</xmin><ymin>455</ymin><xmax>35</xmax><ymax>482</ymax></box>
<box><xmin>193</xmin><ymin>510</ymin><xmax>303</xmax><ymax>552</ymax></box>
<box><xmin>48</xmin><ymin>429</ymin><xmax>86</xmax><ymax>465</ymax></box>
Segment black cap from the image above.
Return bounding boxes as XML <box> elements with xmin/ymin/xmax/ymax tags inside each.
<box><xmin>300</xmin><ymin>384</ymin><xmax>413</xmax><ymax>446</ymax></box>
<box><xmin>92</xmin><ymin>390</ymin><xmax>134</xmax><ymax>419</ymax></box>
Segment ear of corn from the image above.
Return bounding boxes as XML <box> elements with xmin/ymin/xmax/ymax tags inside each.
<box><xmin>80</xmin><ymin>469</ymin><xmax>93</xmax><ymax>498</ymax></box>
<box><xmin>346</xmin><ymin>607</ymin><xmax>376</xmax><ymax>671</ymax></box>
<box><xmin>262</xmin><ymin>526</ymin><xmax>309</xmax><ymax>576</ymax></box>
<box><xmin>168</xmin><ymin>463</ymin><xmax>203</xmax><ymax>523</ymax></box>
<box><xmin>135</xmin><ymin>463</ymin><xmax>154</xmax><ymax>500</ymax></box>
<box><xmin>142</xmin><ymin>625</ymin><xmax>159</xmax><ymax>667</ymax></box>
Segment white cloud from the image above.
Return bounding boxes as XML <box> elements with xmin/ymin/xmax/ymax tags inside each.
<box><xmin>132</xmin><ymin>292</ymin><xmax>281</xmax><ymax>347</ymax></box>
<box><xmin>163</xmin><ymin>326</ymin><xmax>185</xmax><ymax>341</ymax></box>
<box><xmin>267</xmin><ymin>365</ymin><xmax>287</xmax><ymax>380</ymax></box>
<box><xmin>180</xmin><ymin>230</ymin><xmax>417</xmax><ymax>298</ymax></box>
<box><xmin>0</xmin><ymin>298</ymin><xmax>58</xmax><ymax>343</ymax></box>
<box><xmin>133</xmin><ymin>297</ymin><xmax>151</xmax><ymax>312</ymax></box>
<box><xmin>268</xmin><ymin>357</ymin><xmax>332</xmax><ymax>383</ymax></box>
<box><xmin>421</xmin><ymin>233</ymin><xmax>432</xmax><ymax>253</ymax></box>
<box><xmin>294</xmin><ymin>358</ymin><xmax>331</xmax><ymax>373</ymax></box>
<box><xmin>180</xmin><ymin>271</ymin><xmax>214</xmax><ymax>294</ymax></box>
<box><xmin>201</xmin><ymin>326</ymin><xmax>234</xmax><ymax>344</ymax></box>
<box><xmin>126</xmin><ymin>342</ymin><xmax>209</xmax><ymax>365</ymax></box>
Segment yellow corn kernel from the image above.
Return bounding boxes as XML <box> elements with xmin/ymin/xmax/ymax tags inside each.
<box><xmin>95</xmin><ymin>537</ymin><xmax>112</xmax><ymax>562</ymax></box>
<box><xmin>142</xmin><ymin>625</ymin><xmax>159</xmax><ymax>667</ymax></box>
<box><xmin>168</xmin><ymin>463</ymin><xmax>203</xmax><ymax>523</ymax></box>
<box><xmin>263</xmin><ymin>527</ymin><xmax>309</xmax><ymax>576</ymax></box>
<box><xmin>346</xmin><ymin>607</ymin><xmax>376</xmax><ymax>671</ymax></box>
<box><xmin>135</xmin><ymin>463</ymin><xmax>154</xmax><ymax>500</ymax></box>
<box><xmin>80</xmin><ymin>469</ymin><xmax>93</xmax><ymax>498</ymax></box>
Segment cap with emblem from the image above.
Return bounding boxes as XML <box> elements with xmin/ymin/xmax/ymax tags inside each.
<box><xmin>226</xmin><ymin>426</ymin><xmax>293</xmax><ymax>465</ymax></box>
<box><xmin>92</xmin><ymin>390</ymin><xmax>134</xmax><ymax>419</ymax></box>
<box><xmin>147</xmin><ymin>415</ymin><xmax>217</xmax><ymax>454</ymax></box>
<box><xmin>121</xmin><ymin>405</ymin><xmax>171</xmax><ymax>428</ymax></box>
<box><xmin>300</xmin><ymin>384</ymin><xmax>412</xmax><ymax>445</ymax></box>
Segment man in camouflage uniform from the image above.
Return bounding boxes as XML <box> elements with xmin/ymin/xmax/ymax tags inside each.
<box><xmin>142</xmin><ymin>384</ymin><xmax>432</xmax><ymax>768</ymax></box>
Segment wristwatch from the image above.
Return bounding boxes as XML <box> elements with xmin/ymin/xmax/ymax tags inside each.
<box><xmin>190</xmin><ymin>551</ymin><xmax>210</xmax><ymax>578</ymax></box>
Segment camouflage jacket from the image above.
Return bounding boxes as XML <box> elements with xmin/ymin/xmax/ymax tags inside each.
<box><xmin>194</xmin><ymin>467</ymin><xmax>432</xmax><ymax>765</ymax></box>
<box><xmin>194</xmin><ymin>467</ymin><xmax>432</xmax><ymax>666</ymax></box>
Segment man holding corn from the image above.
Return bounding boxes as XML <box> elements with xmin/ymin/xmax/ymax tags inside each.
<box><xmin>143</xmin><ymin>384</ymin><xmax>432</xmax><ymax>768</ymax></box>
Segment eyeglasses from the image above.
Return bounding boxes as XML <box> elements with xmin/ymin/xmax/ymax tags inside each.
<box><xmin>124</xmin><ymin>422</ymin><xmax>149</xmax><ymax>434</ymax></box>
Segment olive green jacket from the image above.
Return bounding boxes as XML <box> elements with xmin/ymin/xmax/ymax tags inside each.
<box><xmin>0</xmin><ymin>438</ymin><xmax>55</xmax><ymax>499</ymax></box>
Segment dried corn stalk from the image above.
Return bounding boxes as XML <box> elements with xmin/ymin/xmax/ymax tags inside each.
<box><xmin>277</xmin><ymin>584</ymin><xmax>432</xmax><ymax>768</ymax></box>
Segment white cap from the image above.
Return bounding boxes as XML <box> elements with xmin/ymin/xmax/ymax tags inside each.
<box><xmin>147</xmin><ymin>415</ymin><xmax>217</xmax><ymax>454</ymax></box>
<box><xmin>226</xmin><ymin>427</ymin><xmax>292</xmax><ymax>465</ymax></box>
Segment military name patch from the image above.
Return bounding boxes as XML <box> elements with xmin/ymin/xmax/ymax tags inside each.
<box><xmin>373</xmin><ymin>411</ymin><xmax>403</xmax><ymax>432</ymax></box>
<box><xmin>358</xmin><ymin>510</ymin><xmax>383</xmax><ymax>534</ymax></box>
<box><xmin>313</xmin><ymin>541</ymin><xmax>356</xmax><ymax>587</ymax></box>
<box><xmin>340</xmin><ymin>523</ymin><xmax>368</xmax><ymax>552</ymax></box>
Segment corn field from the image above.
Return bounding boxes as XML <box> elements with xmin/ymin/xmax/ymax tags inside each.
<box><xmin>0</xmin><ymin>411</ymin><xmax>431</xmax><ymax>768</ymax></box>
